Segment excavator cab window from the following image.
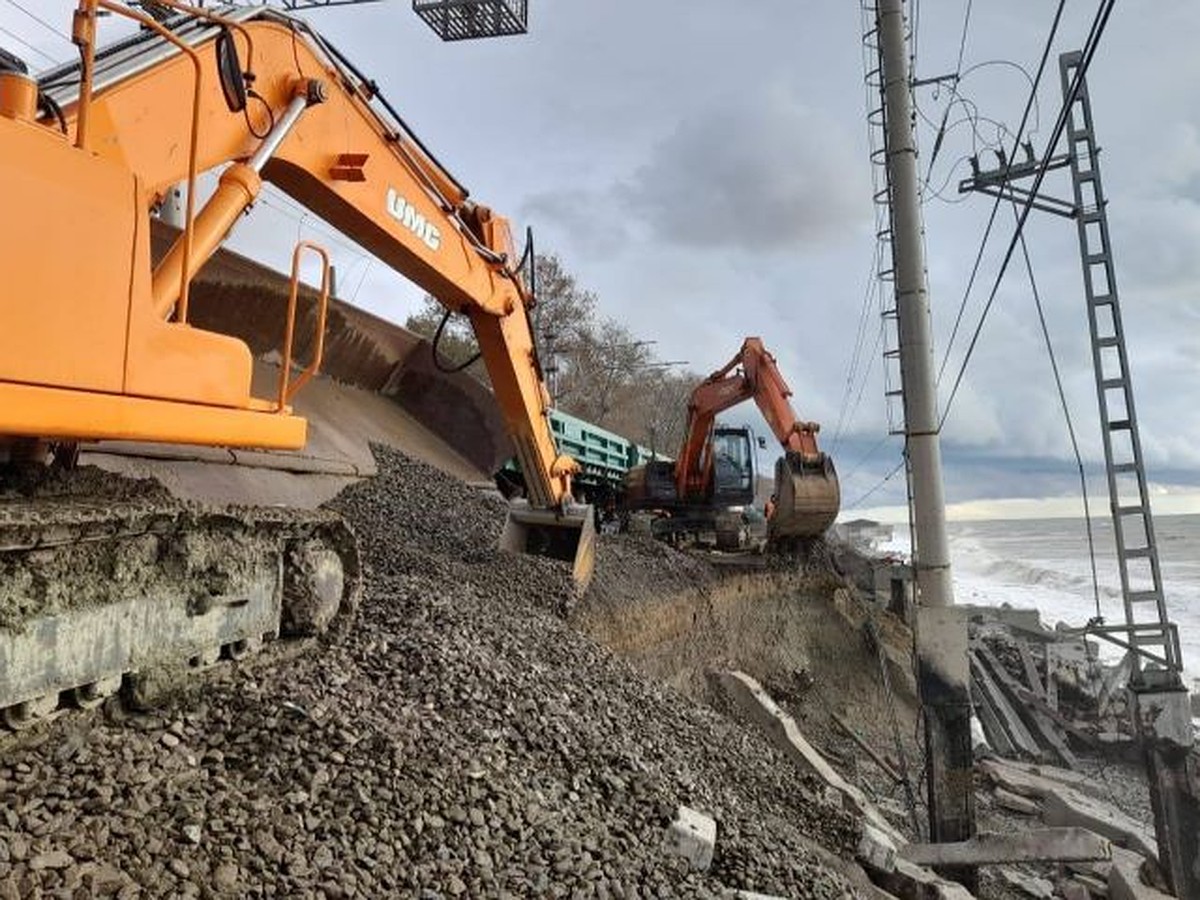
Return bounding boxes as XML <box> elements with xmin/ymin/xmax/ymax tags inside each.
<box><xmin>711</xmin><ymin>427</ymin><xmax>754</xmax><ymax>505</ymax></box>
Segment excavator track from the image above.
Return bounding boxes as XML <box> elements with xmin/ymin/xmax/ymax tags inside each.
<box><xmin>0</xmin><ymin>466</ymin><xmax>361</xmax><ymax>730</ymax></box>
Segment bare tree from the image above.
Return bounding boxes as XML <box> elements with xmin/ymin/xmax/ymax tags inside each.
<box><xmin>404</xmin><ymin>249</ymin><xmax>700</xmax><ymax>457</ymax></box>
<box><xmin>404</xmin><ymin>298</ymin><xmax>490</xmax><ymax>384</ymax></box>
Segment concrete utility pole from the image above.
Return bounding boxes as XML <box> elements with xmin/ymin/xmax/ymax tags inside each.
<box><xmin>875</xmin><ymin>0</ymin><xmax>975</xmax><ymax>881</ymax></box>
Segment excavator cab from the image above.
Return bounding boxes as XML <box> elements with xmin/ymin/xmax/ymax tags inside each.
<box><xmin>710</xmin><ymin>427</ymin><xmax>756</xmax><ymax>506</ymax></box>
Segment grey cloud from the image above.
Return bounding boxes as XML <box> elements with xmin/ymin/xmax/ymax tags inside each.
<box><xmin>520</xmin><ymin>189</ymin><xmax>631</xmax><ymax>258</ymax></box>
<box><xmin>614</xmin><ymin>88</ymin><xmax>871</xmax><ymax>253</ymax></box>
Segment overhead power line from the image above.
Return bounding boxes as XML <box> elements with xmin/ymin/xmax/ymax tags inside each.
<box><xmin>2</xmin><ymin>0</ymin><xmax>72</xmax><ymax>45</ymax></box>
<box><xmin>1012</xmin><ymin>204</ymin><xmax>1103</xmax><ymax>620</ymax></box>
<box><xmin>934</xmin><ymin>0</ymin><xmax>1069</xmax><ymax>389</ymax></box>
<box><xmin>953</xmin><ymin>0</ymin><xmax>973</xmax><ymax>77</ymax></box>
<box><xmin>845</xmin><ymin>457</ymin><xmax>907</xmax><ymax>511</ymax></box>
<box><xmin>0</xmin><ymin>22</ymin><xmax>60</xmax><ymax>66</ymax></box>
<box><xmin>939</xmin><ymin>0</ymin><xmax>1118</xmax><ymax>427</ymax></box>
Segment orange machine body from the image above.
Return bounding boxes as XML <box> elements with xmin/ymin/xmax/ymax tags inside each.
<box><xmin>0</xmin><ymin>4</ymin><xmax>574</xmax><ymax>508</ymax></box>
<box><xmin>677</xmin><ymin>337</ymin><xmax>825</xmax><ymax>502</ymax></box>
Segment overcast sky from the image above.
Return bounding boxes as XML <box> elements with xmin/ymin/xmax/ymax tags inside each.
<box><xmin>6</xmin><ymin>1</ymin><xmax>1200</xmax><ymax>519</ymax></box>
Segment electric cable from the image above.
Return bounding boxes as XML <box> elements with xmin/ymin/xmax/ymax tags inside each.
<box><xmin>832</xmin><ymin>242</ymin><xmax>884</xmax><ymax>452</ymax></box>
<box><xmin>257</xmin><ymin>193</ymin><xmax>371</xmax><ymax>259</ymax></box>
<box><xmin>934</xmin><ymin>0</ymin><xmax>1069</xmax><ymax>388</ymax></box>
<box><xmin>845</xmin><ymin>456</ymin><xmax>907</xmax><ymax>511</ymax></box>
<box><xmin>915</xmin><ymin>61</ymin><xmax>1040</xmax><ymax>204</ymax></box>
<box><xmin>1</xmin><ymin>0</ymin><xmax>72</xmax><ymax>44</ymax></box>
<box><xmin>1012</xmin><ymin>204</ymin><xmax>1104</xmax><ymax>620</ymax></box>
<box><xmin>431</xmin><ymin>309</ymin><xmax>481</xmax><ymax>374</ymax></box>
<box><xmin>939</xmin><ymin>0</ymin><xmax>1118</xmax><ymax>428</ymax></box>
<box><xmin>0</xmin><ymin>23</ymin><xmax>59</xmax><ymax>66</ymax></box>
<box><xmin>953</xmin><ymin>0</ymin><xmax>973</xmax><ymax>78</ymax></box>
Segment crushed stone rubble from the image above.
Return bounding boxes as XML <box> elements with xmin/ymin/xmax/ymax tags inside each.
<box><xmin>0</xmin><ymin>446</ymin><xmax>867</xmax><ymax>897</ymax></box>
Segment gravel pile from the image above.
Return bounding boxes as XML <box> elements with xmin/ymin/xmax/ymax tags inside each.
<box><xmin>0</xmin><ymin>446</ymin><xmax>868</xmax><ymax>898</ymax></box>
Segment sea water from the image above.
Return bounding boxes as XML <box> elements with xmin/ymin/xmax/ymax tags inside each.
<box><xmin>879</xmin><ymin>514</ymin><xmax>1200</xmax><ymax>690</ymax></box>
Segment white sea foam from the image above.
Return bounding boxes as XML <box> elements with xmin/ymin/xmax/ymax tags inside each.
<box><xmin>881</xmin><ymin>515</ymin><xmax>1200</xmax><ymax>687</ymax></box>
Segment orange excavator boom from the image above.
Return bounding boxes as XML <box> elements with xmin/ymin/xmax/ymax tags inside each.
<box><xmin>676</xmin><ymin>337</ymin><xmax>839</xmax><ymax>539</ymax></box>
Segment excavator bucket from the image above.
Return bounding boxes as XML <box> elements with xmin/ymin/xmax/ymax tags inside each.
<box><xmin>501</xmin><ymin>500</ymin><xmax>597</xmax><ymax>592</ymax></box>
<box><xmin>771</xmin><ymin>453</ymin><xmax>841</xmax><ymax>539</ymax></box>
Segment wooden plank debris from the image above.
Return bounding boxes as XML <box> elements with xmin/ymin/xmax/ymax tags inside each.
<box><xmin>1016</xmin><ymin>639</ymin><xmax>1046</xmax><ymax>701</ymax></box>
<box><xmin>977</xmin><ymin>644</ymin><xmax>1078</xmax><ymax>768</ymax></box>
<box><xmin>971</xmin><ymin>650</ymin><xmax>1042</xmax><ymax>759</ymax></box>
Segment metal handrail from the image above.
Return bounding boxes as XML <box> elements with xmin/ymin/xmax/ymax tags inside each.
<box><xmin>277</xmin><ymin>241</ymin><xmax>331</xmax><ymax>411</ymax></box>
<box><xmin>74</xmin><ymin>0</ymin><xmax>203</xmax><ymax>323</ymax></box>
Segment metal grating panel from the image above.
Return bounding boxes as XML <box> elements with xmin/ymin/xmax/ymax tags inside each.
<box><xmin>413</xmin><ymin>0</ymin><xmax>528</xmax><ymax>41</ymax></box>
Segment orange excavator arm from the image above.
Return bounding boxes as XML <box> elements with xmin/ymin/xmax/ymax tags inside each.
<box><xmin>677</xmin><ymin>337</ymin><xmax>824</xmax><ymax>497</ymax></box>
<box><xmin>54</xmin><ymin>3</ymin><xmax>573</xmax><ymax>510</ymax></box>
<box><xmin>675</xmin><ymin>337</ymin><xmax>839</xmax><ymax>538</ymax></box>
<box><xmin>0</xmin><ymin>3</ymin><xmax>592</xmax><ymax>582</ymax></box>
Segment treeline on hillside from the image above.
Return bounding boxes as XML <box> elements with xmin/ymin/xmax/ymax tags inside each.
<box><xmin>405</xmin><ymin>253</ymin><xmax>698</xmax><ymax>456</ymax></box>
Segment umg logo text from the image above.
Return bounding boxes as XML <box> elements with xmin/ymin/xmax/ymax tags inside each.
<box><xmin>386</xmin><ymin>187</ymin><xmax>441</xmax><ymax>251</ymax></box>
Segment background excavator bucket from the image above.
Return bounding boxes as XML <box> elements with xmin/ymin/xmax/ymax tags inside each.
<box><xmin>501</xmin><ymin>500</ymin><xmax>597</xmax><ymax>592</ymax></box>
<box><xmin>771</xmin><ymin>453</ymin><xmax>841</xmax><ymax>539</ymax></box>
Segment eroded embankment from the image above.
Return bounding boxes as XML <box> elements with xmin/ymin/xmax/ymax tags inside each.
<box><xmin>573</xmin><ymin>536</ymin><xmax>923</xmax><ymax>839</ymax></box>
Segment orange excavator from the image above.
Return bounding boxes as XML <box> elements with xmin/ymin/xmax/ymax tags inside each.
<box><xmin>0</xmin><ymin>2</ymin><xmax>592</xmax><ymax>727</ymax></box>
<box><xmin>623</xmin><ymin>337</ymin><xmax>840</xmax><ymax>550</ymax></box>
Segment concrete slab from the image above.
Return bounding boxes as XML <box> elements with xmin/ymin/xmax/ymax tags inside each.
<box><xmin>981</xmin><ymin>758</ymin><xmax>1158</xmax><ymax>862</ymax></box>
<box><xmin>1109</xmin><ymin>854</ymin><xmax>1174</xmax><ymax>900</ymax></box>
<box><xmin>900</xmin><ymin>828</ymin><xmax>1110</xmax><ymax>867</ymax></box>
<box><xmin>988</xmin><ymin>757</ymin><xmax>1092</xmax><ymax>791</ymax></box>
<box><xmin>993</xmin><ymin>787</ymin><xmax>1040</xmax><ymax>816</ymax></box>
<box><xmin>1042</xmin><ymin>786</ymin><xmax>1157</xmax><ymax>862</ymax></box>
<box><xmin>713</xmin><ymin>671</ymin><xmax>906</xmax><ymax>847</ymax></box>
<box><xmin>661</xmin><ymin>805</ymin><xmax>716</xmax><ymax>872</ymax></box>
<box><xmin>858</xmin><ymin>823</ymin><xmax>898</xmax><ymax>874</ymax></box>
<box><xmin>874</xmin><ymin>858</ymin><xmax>977</xmax><ymax>900</ymax></box>
<box><xmin>1059</xmin><ymin>879</ymin><xmax>1095</xmax><ymax>900</ymax></box>
<box><xmin>976</xmin><ymin>644</ymin><xmax>1076</xmax><ymax>767</ymax></box>
<box><xmin>972</xmin><ymin>651</ymin><xmax>1042</xmax><ymax>759</ymax></box>
<box><xmin>999</xmin><ymin>868</ymin><xmax>1053</xmax><ymax>898</ymax></box>
<box><xmin>978</xmin><ymin>759</ymin><xmax>1083</xmax><ymax>799</ymax></box>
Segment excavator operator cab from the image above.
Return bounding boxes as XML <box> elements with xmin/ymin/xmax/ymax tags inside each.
<box><xmin>710</xmin><ymin>427</ymin><xmax>755</xmax><ymax>507</ymax></box>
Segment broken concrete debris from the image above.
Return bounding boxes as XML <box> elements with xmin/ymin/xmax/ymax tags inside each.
<box><xmin>661</xmin><ymin>805</ymin><xmax>716</xmax><ymax>872</ymax></box>
<box><xmin>967</xmin><ymin>606</ymin><xmax>1149</xmax><ymax>765</ymax></box>
<box><xmin>899</xmin><ymin>827</ymin><xmax>1110</xmax><ymax>867</ymax></box>
<box><xmin>1109</xmin><ymin>856</ymin><xmax>1175</xmax><ymax>900</ymax></box>
<box><xmin>981</xmin><ymin>757</ymin><xmax>1158</xmax><ymax>860</ymax></box>
<box><xmin>999</xmin><ymin>867</ymin><xmax>1055</xmax><ymax>898</ymax></box>
<box><xmin>857</xmin><ymin>823</ymin><xmax>898</xmax><ymax>874</ymax></box>
<box><xmin>993</xmin><ymin>786</ymin><xmax>1040</xmax><ymax>816</ymax></box>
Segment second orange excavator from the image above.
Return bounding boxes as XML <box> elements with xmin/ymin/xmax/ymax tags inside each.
<box><xmin>622</xmin><ymin>338</ymin><xmax>840</xmax><ymax>550</ymax></box>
